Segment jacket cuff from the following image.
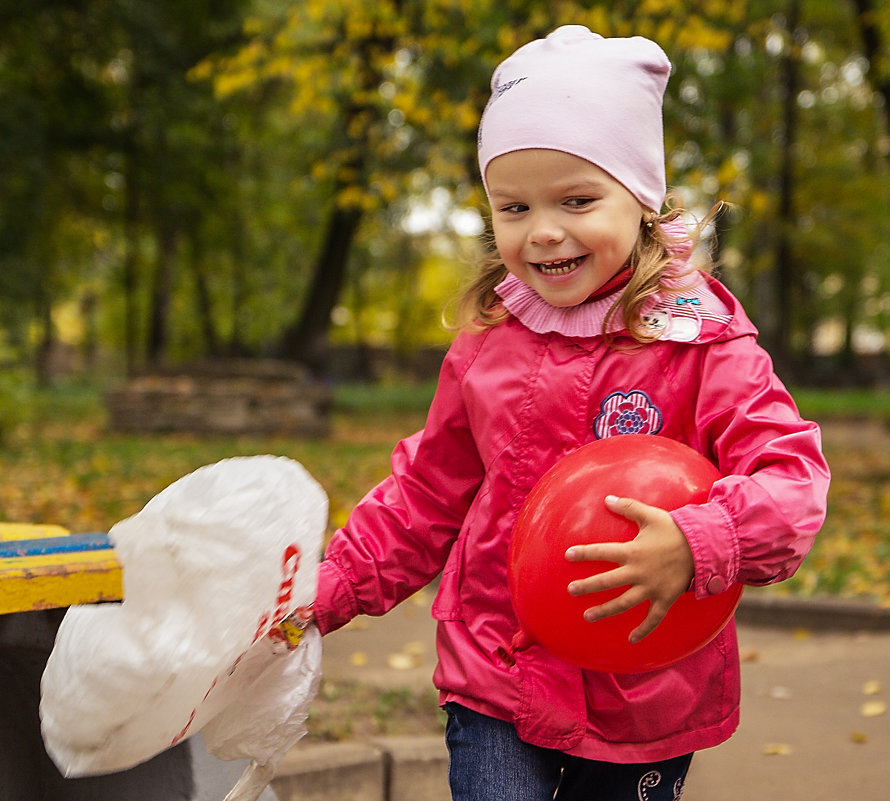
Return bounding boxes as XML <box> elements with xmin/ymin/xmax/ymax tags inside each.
<box><xmin>670</xmin><ymin>499</ymin><xmax>740</xmax><ymax>599</ymax></box>
<box><xmin>313</xmin><ymin>557</ymin><xmax>359</xmax><ymax>635</ymax></box>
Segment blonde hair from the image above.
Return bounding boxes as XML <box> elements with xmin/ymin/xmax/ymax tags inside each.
<box><xmin>454</xmin><ymin>195</ymin><xmax>720</xmax><ymax>344</ymax></box>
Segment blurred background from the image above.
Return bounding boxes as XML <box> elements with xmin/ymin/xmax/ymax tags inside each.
<box><xmin>1</xmin><ymin>1</ymin><xmax>889</xmax><ymax>603</ymax></box>
<box><xmin>3</xmin><ymin>0</ymin><xmax>890</xmax><ymax>383</ymax></box>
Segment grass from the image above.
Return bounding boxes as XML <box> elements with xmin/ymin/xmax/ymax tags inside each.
<box><xmin>791</xmin><ymin>386</ymin><xmax>890</xmax><ymax>423</ymax></box>
<box><xmin>306</xmin><ymin>681</ymin><xmax>446</xmax><ymax>742</ymax></box>
<box><xmin>0</xmin><ymin>376</ymin><xmax>888</xmax><ymax>607</ymax></box>
<box><xmin>2</xmin><ymin>375</ymin><xmax>887</xmax><ymax>742</ymax></box>
<box><xmin>0</xmin><ymin>377</ymin><xmax>434</xmax><ymax>537</ymax></box>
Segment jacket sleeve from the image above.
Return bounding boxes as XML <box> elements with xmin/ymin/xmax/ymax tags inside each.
<box><xmin>669</xmin><ymin>334</ymin><xmax>830</xmax><ymax>598</ymax></box>
<box><xmin>314</xmin><ymin>337</ymin><xmax>486</xmax><ymax>635</ymax></box>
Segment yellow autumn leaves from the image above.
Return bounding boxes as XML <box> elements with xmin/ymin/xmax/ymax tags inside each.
<box><xmin>189</xmin><ymin>0</ymin><xmax>753</xmax><ymax>217</ymax></box>
<box><xmin>1</xmin><ymin>386</ymin><xmax>888</xmax><ymax>606</ymax></box>
<box><xmin>764</xmin><ymin>678</ymin><xmax>886</xmax><ymax>754</ymax></box>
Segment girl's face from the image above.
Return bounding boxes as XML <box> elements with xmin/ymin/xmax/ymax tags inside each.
<box><xmin>486</xmin><ymin>149</ymin><xmax>646</xmax><ymax>308</ymax></box>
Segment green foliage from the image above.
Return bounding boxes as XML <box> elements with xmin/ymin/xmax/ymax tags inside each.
<box><xmin>308</xmin><ymin>680</ymin><xmax>444</xmax><ymax>742</ymax></box>
<box><xmin>782</xmin><ymin>419</ymin><xmax>890</xmax><ymax>603</ymax></box>
<box><xmin>793</xmin><ymin>386</ymin><xmax>890</xmax><ymax>421</ymax></box>
<box><xmin>0</xmin><ymin>368</ymin><xmax>31</xmax><ymax>444</ymax></box>
<box><xmin>0</xmin><ymin>378</ymin><xmax>431</xmax><ymax>534</ymax></box>
<box><xmin>0</xmin><ymin>379</ymin><xmax>888</xmax><ymax>605</ymax></box>
<box><xmin>2</xmin><ymin>1</ymin><xmax>890</xmax><ymax>374</ymax></box>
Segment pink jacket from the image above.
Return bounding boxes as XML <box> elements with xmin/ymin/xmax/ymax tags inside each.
<box><xmin>314</xmin><ymin>275</ymin><xmax>830</xmax><ymax>762</ymax></box>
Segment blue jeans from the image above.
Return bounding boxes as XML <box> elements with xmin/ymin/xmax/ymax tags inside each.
<box><xmin>444</xmin><ymin>703</ymin><xmax>692</xmax><ymax>801</ymax></box>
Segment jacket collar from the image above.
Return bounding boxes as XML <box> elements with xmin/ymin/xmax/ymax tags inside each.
<box><xmin>494</xmin><ymin>273</ymin><xmax>627</xmax><ymax>339</ymax></box>
<box><xmin>495</xmin><ymin>271</ymin><xmax>745</xmax><ymax>345</ymax></box>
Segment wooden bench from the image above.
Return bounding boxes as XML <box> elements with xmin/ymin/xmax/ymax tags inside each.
<box><xmin>0</xmin><ymin>525</ymin><xmax>197</xmax><ymax>799</ymax></box>
<box><xmin>0</xmin><ymin>523</ymin><xmax>122</xmax><ymax>615</ymax></box>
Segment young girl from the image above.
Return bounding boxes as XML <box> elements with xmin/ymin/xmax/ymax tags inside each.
<box><xmin>312</xmin><ymin>25</ymin><xmax>830</xmax><ymax>801</ymax></box>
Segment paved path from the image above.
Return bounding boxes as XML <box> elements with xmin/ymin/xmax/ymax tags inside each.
<box><xmin>320</xmin><ymin>590</ymin><xmax>890</xmax><ymax>801</ymax></box>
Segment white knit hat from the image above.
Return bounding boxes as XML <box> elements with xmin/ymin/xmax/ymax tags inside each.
<box><xmin>478</xmin><ymin>25</ymin><xmax>672</xmax><ymax>212</ymax></box>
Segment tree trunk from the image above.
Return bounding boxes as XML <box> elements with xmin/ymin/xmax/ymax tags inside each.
<box><xmin>275</xmin><ymin>22</ymin><xmax>396</xmax><ymax>374</ymax></box>
<box><xmin>122</xmin><ymin>149</ymin><xmax>141</xmax><ymax>377</ymax></box>
<box><xmin>773</xmin><ymin>0</ymin><xmax>802</xmax><ymax>378</ymax></box>
<box><xmin>34</xmin><ymin>290</ymin><xmax>55</xmax><ymax>389</ymax></box>
<box><xmin>277</xmin><ymin>202</ymin><xmax>363</xmax><ymax>373</ymax></box>
<box><xmin>186</xmin><ymin>233</ymin><xmax>222</xmax><ymax>357</ymax></box>
<box><xmin>80</xmin><ymin>291</ymin><xmax>98</xmax><ymax>371</ymax></box>
<box><xmin>227</xmin><ymin>207</ymin><xmax>249</xmax><ymax>356</ymax></box>
<box><xmin>146</xmin><ymin>221</ymin><xmax>176</xmax><ymax>366</ymax></box>
<box><xmin>852</xmin><ymin>0</ymin><xmax>890</xmax><ymax>122</ymax></box>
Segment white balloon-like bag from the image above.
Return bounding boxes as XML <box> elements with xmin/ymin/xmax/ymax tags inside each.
<box><xmin>40</xmin><ymin>455</ymin><xmax>326</xmax><ymax>801</ymax></box>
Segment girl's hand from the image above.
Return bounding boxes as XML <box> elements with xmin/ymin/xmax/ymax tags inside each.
<box><xmin>565</xmin><ymin>495</ymin><xmax>694</xmax><ymax>643</ymax></box>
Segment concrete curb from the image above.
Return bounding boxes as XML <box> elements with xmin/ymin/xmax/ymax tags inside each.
<box><xmin>736</xmin><ymin>592</ymin><xmax>890</xmax><ymax>631</ymax></box>
<box><xmin>272</xmin><ymin>741</ymin><xmax>385</xmax><ymax>801</ymax></box>
<box><xmin>272</xmin><ymin>737</ymin><xmax>449</xmax><ymax>801</ymax></box>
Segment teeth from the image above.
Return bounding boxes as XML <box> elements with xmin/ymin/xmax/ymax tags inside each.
<box><xmin>536</xmin><ymin>258</ymin><xmax>580</xmax><ymax>275</ymax></box>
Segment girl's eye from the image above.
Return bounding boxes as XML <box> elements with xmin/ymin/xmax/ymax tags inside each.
<box><xmin>500</xmin><ymin>203</ymin><xmax>528</xmax><ymax>214</ymax></box>
<box><xmin>565</xmin><ymin>197</ymin><xmax>595</xmax><ymax>208</ymax></box>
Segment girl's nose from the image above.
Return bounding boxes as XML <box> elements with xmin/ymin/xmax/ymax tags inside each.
<box><xmin>528</xmin><ymin>213</ymin><xmax>565</xmax><ymax>246</ymax></box>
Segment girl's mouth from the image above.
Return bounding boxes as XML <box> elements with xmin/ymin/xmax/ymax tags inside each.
<box><xmin>533</xmin><ymin>257</ymin><xmax>585</xmax><ymax>276</ymax></box>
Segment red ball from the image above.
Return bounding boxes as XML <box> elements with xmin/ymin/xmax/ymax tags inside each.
<box><xmin>508</xmin><ymin>435</ymin><xmax>742</xmax><ymax>673</ymax></box>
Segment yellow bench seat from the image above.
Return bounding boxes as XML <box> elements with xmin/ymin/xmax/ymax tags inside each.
<box><xmin>0</xmin><ymin>523</ymin><xmax>122</xmax><ymax>615</ymax></box>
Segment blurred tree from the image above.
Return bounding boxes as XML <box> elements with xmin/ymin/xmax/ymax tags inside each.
<box><xmin>88</xmin><ymin>0</ymin><xmax>250</xmax><ymax>369</ymax></box>
<box><xmin>852</xmin><ymin>0</ymin><xmax>890</xmax><ymax>117</ymax></box>
<box><xmin>803</xmin><ymin>0</ymin><xmax>890</xmax><ymax>378</ymax></box>
<box><xmin>664</xmin><ymin>0</ymin><xmax>890</xmax><ymax>380</ymax></box>
<box><xmin>3</xmin><ymin>0</ymin><xmax>889</xmax><ymax>382</ymax></box>
<box><xmin>0</xmin><ymin>3</ymin><xmax>115</xmax><ymax>383</ymax></box>
<box><xmin>0</xmin><ymin>0</ymin><xmax>251</xmax><ymax>378</ymax></box>
<box><xmin>201</xmin><ymin>0</ymin><xmax>743</xmax><ymax>372</ymax></box>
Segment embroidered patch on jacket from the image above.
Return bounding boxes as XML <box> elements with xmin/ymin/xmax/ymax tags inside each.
<box><xmin>639</xmin><ymin>309</ymin><xmax>702</xmax><ymax>342</ymax></box>
<box><xmin>594</xmin><ymin>390</ymin><xmax>663</xmax><ymax>439</ymax></box>
<box><xmin>638</xmin><ymin>283</ymin><xmax>733</xmax><ymax>343</ymax></box>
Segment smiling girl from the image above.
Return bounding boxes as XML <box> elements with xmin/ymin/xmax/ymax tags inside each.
<box><xmin>312</xmin><ymin>25</ymin><xmax>830</xmax><ymax>800</ymax></box>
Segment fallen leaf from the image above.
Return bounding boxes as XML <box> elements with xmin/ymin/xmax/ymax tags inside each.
<box><xmin>740</xmin><ymin>649</ymin><xmax>760</xmax><ymax>663</ymax></box>
<box><xmin>860</xmin><ymin>700</ymin><xmax>887</xmax><ymax>718</ymax></box>
<box><xmin>862</xmin><ymin>680</ymin><xmax>883</xmax><ymax>696</ymax></box>
<box><xmin>409</xmin><ymin>589</ymin><xmax>431</xmax><ymax>606</ymax></box>
<box><xmin>402</xmin><ymin>640</ymin><xmax>426</xmax><ymax>657</ymax></box>
<box><xmin>762</xmin><ymin>742</ymin><xmax>793</xmax><ymax>756</ymax></box>
<box><xmin>350</xmin><ymin>651</ymin><xmax>369</xmax><ymax>667</ymax></box>
<box><xmin>387</xmin><ymin>653</ymin><xmax>415</xmax><ymax>670</ymax></box>
<box><xmin>320</xmin><ymin>682</ymin><xmax>340</xmax><ymax>701</ymax></box>
<box><xmin>792</xmin><ymin>628</ymin><xmax>811</xmax><ymax>640</ymax></box>
<box><xmin>850</xmin><ymin>731</ymin><xmax>869</xmax><ymax>744</ymax></box>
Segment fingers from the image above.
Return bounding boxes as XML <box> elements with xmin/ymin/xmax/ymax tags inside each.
<box><xmin>564</xmin><ymin>494</ymin><xmax>653</xmax><ymax>592</ymax></box>
<box><xmin>563</xmin><ymin>495</ymin><xmax>659</xmax><ymax>561</ymax></box>
<box><xmin>565</xmin><ymin>541</ymin><xmax>626</xmax><ymax>564</ymax></box>
<box><xmin>563</xmin><ymin>493</ymin><xmax>691</xmax><ymax>643</ymax></box>
<box><xmin>579</xmin><ymin>584</ymin><xmax>645</xmax><ymax>623</ymax></box>
<box><xmin>603</xmin><ymin>493</ymin><xmax>657</xmax><ymax>524</ymax></box>
<box><xmin>567</xmin><ymin>562</ymin><xmax>629</xmax><ymax>596</ymax></box>
<box><xmin>628</xmin><ymin>600</ymin><xmax>672</xmax><ymax>643</ymax></box>
<box><xmin>576</xmin><ymin>588</ymin><xmax>673</xmax><ymax>644</ymax></box>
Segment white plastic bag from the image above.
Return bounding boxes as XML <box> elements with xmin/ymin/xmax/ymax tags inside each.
<box><xmin>204</xmin><ymin>626</ymin><xmax>322</xmax><ymax>801</ymax></box>
<box><xmin>40</xmin><ymin>455</ymin><xmax>326</xmax><ymax>788</ymax></box>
